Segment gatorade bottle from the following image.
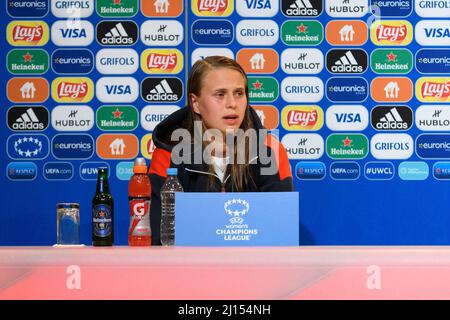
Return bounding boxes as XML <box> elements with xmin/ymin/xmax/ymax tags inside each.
<box><xmin>128</xmin><ymin>158</ymin><xmax>151</xmax><ymax>246</ymax></box>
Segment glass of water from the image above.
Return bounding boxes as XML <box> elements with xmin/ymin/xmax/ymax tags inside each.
<box><xmin>57</xmin><ymin>203</ymin><xmax>80</xmax><ymax>245</ymax></box>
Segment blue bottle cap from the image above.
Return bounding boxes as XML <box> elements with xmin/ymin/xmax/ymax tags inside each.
<box><xmin>167</xmin><ymin>168</ymin><xmax>178</xmax><ymax>175</ymax></box>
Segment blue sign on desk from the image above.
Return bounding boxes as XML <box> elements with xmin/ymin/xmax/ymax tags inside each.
<box><xmin>175</xmin><ymin>192</ymin><xmax>299</xmax><ymax>246</ymax></box>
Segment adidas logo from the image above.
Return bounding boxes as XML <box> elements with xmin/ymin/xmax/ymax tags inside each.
<box><xmin>373</xmin><ymin>107</ymin><xmax>411</xmax><ymax>130</ymax></box>
<box><xmin>102</xmin><ymin>23</ymin><xmax>133</xmax><ymax>45</ymax></box>
<box><xmin>97</xmin><ymin>21</ymin><xmax>137</xmax><ymax>46</ymax></box>
<box><xmin>13</xmin><ymin>108</ymin><xmax>44</xmax><ymax>130</ymax></box>
<box><xmin>332</xmin><ymin>51</ymin><xmax>362</xmax><ymax>73</ymax></box>
<box><xmin>285</xmin><ymin>0</ymin><xmax>319</xmax><ymax>16</ymax></box>
<box><xmin>327</xmin><ymin>49</ymin><xmax>367</xmax><ymax>74</ymax></box>
<box><xmin>142</xmin><ymin>78</ymin><xmax>181</xmax><ymax>102</ymax></box>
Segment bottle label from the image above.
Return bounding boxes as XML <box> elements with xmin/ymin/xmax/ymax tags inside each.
<box><xmin>129</xmin><ymin>198</ymin><xmax>151</xmax><ymax>237</ymax></box>
<box><xmin>93</xmin><ymin>204</ymin><xmax>112</xmax><ymax>237</ymax></box>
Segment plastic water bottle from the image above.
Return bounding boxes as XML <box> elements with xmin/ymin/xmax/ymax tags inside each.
<box><xmin>160</xmin><ymin>168</ymin><xmax>183</xmax><ymax>246</ymax></box>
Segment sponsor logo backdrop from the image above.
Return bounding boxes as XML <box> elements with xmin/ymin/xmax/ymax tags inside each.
<box><xmin>2</xmin><ymin>0</ymin><xmax>450</xmax><ymax>245</ymax></box>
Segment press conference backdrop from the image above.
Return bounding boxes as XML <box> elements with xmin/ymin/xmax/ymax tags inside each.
<box><xmin>2</xmin><ymin>0</ymin><xmax>450</xmax><ymax>245</ymax></box>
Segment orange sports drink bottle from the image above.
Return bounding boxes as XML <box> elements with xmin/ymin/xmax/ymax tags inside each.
<box><xmin>128</xmin><ymin>158</ymin><xmax>151</xmax><ymax>246</ymax></box>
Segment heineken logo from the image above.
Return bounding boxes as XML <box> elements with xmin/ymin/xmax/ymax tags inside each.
<box><xmin>371</xmin><ymin>49</ymin><xmax>413</xmax><ymax>74</ymax></box>
<box><xmin>96</xmin><ymin>105</ymin><xmax>138</xmax><ymax>131</ymax></box>
<box><xmin>326</xmin><ymin>134</ymin><xmax>368</xmax><ymax>159</ymax></box>
<box><xmin>248</xmin><ymin>77</ymin><xmax>279</xmax><ymax>102</ymax></box>
<box><xmin>96</xmin><ymin>0</ymin><xmax>138</xmax><ymax>17</ymax></box>
<box><xmin>7</xmin><ymin>49</ymin><xmax>49</xmax><ymax>75</ymax></box>
<box><xmin>281</xmin><ymin>20</ymin><xmax>323</xmax><ymax>46</ymax></box>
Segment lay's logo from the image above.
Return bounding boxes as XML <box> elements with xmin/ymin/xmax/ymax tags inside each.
<box><xmin>371</xmin><ymin>20</ymin><xmax>412</xmax><ymax>46</ymax></box>
<box><xmin>281</xmin><ymin>106</ymin><xmax>323</xmax><ymax>131</ymax></box>
<box><xmin>141</xmin><ymin>49</ymin><xmax>183</xmax><ymax>74</ymax></box>
<box><xmin>192</xmin><ymin>0</ymin><xmax>234</xmax><ymax>17</ymax></box>
<box><xmin>416</xmin><ymin>77</ymin><xmax>450</xmax><ymax>103</ymax></box>
<box><xmin>7</xmin><ymin>21</ymin><xmax>49</xmax><ymax>46</ymax></box>
<box><xmin>52</xmin><ymin>78</ymin><xmax>94</xmax><ymax>103</ymax></box>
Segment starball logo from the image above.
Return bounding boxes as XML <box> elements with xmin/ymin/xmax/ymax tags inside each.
<box><xmin>7</xmin><ymin>21</ymin><xmax>49</xmax><ymax>46</ymax></box>
<box><xmin>192</xmin><ymin>0</ymin><xmax>234</xmax><ymax>16</ymax></box>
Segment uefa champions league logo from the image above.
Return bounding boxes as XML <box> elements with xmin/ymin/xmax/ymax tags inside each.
<box><xmin>216</xmin><ymin>198</ymin><xmax>258</xmax><ymax>241</ymax></box>
<box><xmin>224</xmin><ymin>199</ymin><xmax>249</xmax><ymax>225</ymax></box>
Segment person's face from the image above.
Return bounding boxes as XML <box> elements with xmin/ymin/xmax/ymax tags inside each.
<box><xmin>190</xmin><ymin>68</ymin><xmax>248</xmax><ymax>134</ymax></box>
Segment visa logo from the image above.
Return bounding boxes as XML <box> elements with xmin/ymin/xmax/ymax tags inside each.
<box><xmin>59</xmin><ymin>28</ymin><xmax>87</xmax><ymax>38</ymax></box>
<box><xmin>334</xmin><ymin>113</ymin><xmax>362</xmax><ymax>123</ymax></box>
<box><xmin>424</xmin><ymin>28</ymin><xmax>450</xmax><ymax>38</ymax></box>
<box><xmin>245</xmin><ymin>0</ymin><xmax>271</xmax><ymax>9</ymax></box>
<box><xmin>105</xmin><ymin>85</ymin><xmax>132</xmax><ymax>95</ymax></box>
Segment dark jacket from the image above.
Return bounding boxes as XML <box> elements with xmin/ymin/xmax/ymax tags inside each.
<box><xmin>148</xmin><ymin>107</ymin><xmax>294</xmax><ymax>245</ymax></box>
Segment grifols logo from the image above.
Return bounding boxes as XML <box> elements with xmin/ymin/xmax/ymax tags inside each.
<box><xmin>376</xmin><ymin>24</ymin><xmax>407</xmax><ymax>42</ymax></box>
<box><xmin>13</xmin><ymin>25</ymin><xmax>43</xmax><ymax>42</ymax></box>
<box><xmin>57</xmin><ymin>81</ymin><xmax>88</xmax><ymax>99</ymax></box>
<box><xmin>287</xmin><ymin>110</ymin><xmax>318</xmax><ymax>127</ymax></box>
<box><xmin>197</xmin><ymin>0</ymin><xmax>228</xmax><ymax>12</ymax></box>
<box><xmin>146</xmin><ymin>53</ymin><xmax>177</xmax><ymax>71</ymax></box>
<box><xmin>421</xmin><ymin>81</ymin><xmax>450</xmax><ymax>98</ymax></box>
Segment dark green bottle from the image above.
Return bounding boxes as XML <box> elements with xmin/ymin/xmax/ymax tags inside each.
<box><xmin>92</xmin><ymin>167</ymin><xmax>114</xmax><ymax>246</ymax></box>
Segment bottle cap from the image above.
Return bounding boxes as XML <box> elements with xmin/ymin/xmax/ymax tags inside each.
<box><xmin>167</xmin><ymin>168</ymin><xmax>178</xmax><ymax>176</ymax></box>
<box><xmin>133</xmin><ymin>157</ymin><xmax>147</xmax><ymax>173</ymax></box>
<box><xmin>98</xmin><ymin>167</ymin><xmax>108</xmax><ymax>173</ymax></box>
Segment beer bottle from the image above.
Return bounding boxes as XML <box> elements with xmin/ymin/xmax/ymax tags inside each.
<box><xmin>92</xmin><ymin>167</ymin><xmax>114</xmax><ymax>246</ymax></box>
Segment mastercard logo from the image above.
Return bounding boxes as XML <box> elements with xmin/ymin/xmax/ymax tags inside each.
<box><xmin>51</xmin><ymin>77</ymin><xmax>94</xmax><ymax>103</ymax></box>
<box><xmin>371</xmin><ymin>77</ymin><xmax>413</xmax><ymax>103</ymax></box>
<box><xmin>141</xmin><ymin>49</ymin><xmax>183</xmax><ymax>74</ymax></box>
<box><xmin>237</xmin><ymin>48</ymin><xmax>279</xmax><ymax>74</ymax></box>
<box><xmin>97</xmin><ymin>134</ymin><xmax>139</xmax><ymax>160</ymax></box>
<box><xmin>7</xmin><ymin>77</ymin><xmax>49</xmax><ymax>103</ymax></box>
<box><xmin>191</xmin><ymin>0</ymin><xmax>234</xmax><ymax>17</ymax></box>
<box><xmin>7</xmin><ymin>21</ymin><xmax>49</xmax><ymax>46</ymax></box>
<box><xmin>370</xmin><ymin>20</ymin><xmax>413</xmax><ymax>46</ymax></box>
<box><xmin>281</xmin><ymin>105</ymin><xmax>324</xmax><ymax>131</ymax></box>
<box><xmin>141</xmin><ymin>134</ymin><xmax>156</xmax><ymax>159</ymax></box>
<box><xmin>416</xmin><ymin>77</ymin><xmax>450</xmax><ymax>103</ymax></box>
<box><xmin>251</xmin><ymin>106</ymin><xmax>279</xmax><ymax>130</ymax></box>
